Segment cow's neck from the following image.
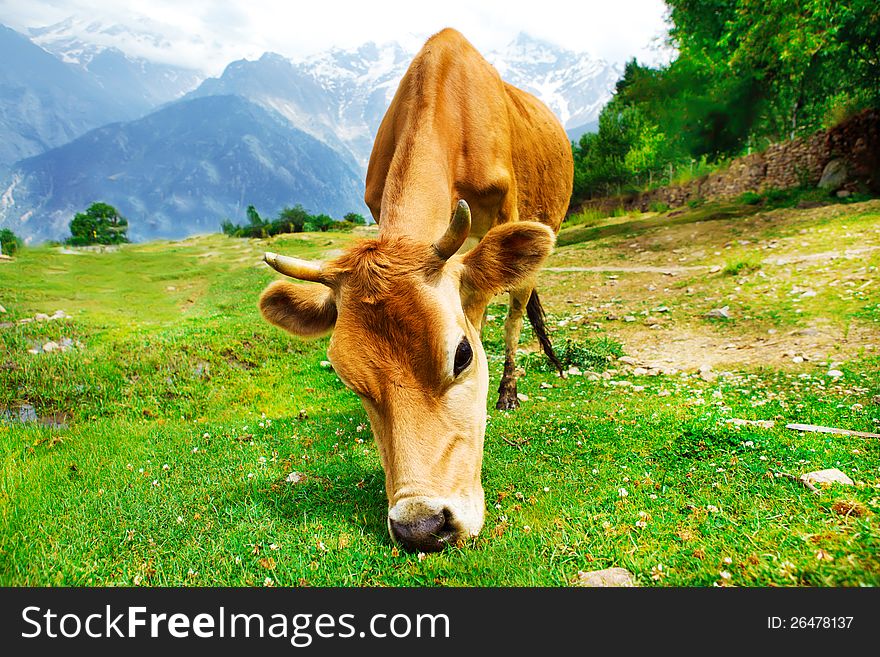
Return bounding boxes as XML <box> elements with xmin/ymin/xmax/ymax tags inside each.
<box><xmin>376</xmin><ymin>126</ymin><xmax>454</xmax><ymax>244</ymax></box>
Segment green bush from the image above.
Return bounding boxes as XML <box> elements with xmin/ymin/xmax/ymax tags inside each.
<box><xmin>0</xmin><ymin>228</ymin><xmax>22</xmax><ymax>256</ymax></box>
<box><xmin>738</xmin><ymin>191</ymin><xmax>763</xmax><ymax>205</ymax></box>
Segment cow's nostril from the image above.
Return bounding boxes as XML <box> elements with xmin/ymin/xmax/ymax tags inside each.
<box><xmin>389</xmin><ymin>509</ymin><xmax>454</xmax><ymax>552</ymax></box>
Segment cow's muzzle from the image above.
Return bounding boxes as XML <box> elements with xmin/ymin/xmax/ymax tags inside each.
<box><xmin>389</xmin><ymin>508</ymin><xmax>456</xmax><ymax>552</ymax></box>
<box><xmin>387</xmin><ymin>493</ymin><xmax>484</xmax><ymax>551</ymax></box>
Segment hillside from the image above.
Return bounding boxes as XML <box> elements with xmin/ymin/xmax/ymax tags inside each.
<box><xmin>0</xmin><ymin>24</ymin><xmax>134</xmax><ymax>170</ymax></box>
<box><xmin>0</xmin><ymin>95</ymin><xmax>365</xmax><ymax>242</ymax></box>
<box><xmin>1</xmin><ymin>199</ymin><xmax>877</xmax><ymax>586</ymax></box>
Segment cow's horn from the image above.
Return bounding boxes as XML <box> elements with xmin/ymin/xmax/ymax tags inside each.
<box><xmin>434</xmin><ymin>199</ymin><xmax>471</xmax><ymax>260</ymax></box>
<box><xmin>263</xmin><ymin>252</ymin><xmax>326</xmax><ymax>283</ymax></box>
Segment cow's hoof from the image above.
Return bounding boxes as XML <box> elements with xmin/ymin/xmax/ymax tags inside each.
<box><xmin>495</xmin><ymin>393</ymin><xmax>520</xmax><ymax>411</ymax></box>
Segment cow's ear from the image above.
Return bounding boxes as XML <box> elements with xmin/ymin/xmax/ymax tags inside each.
<box><xmin>460</xmin><ymin>222</ymin><xmax>555</xmax><ymax>297</ymax></box>
<box><xmin>259</xmin><ymin>280</ymin><xmax>337</xmax><ymax>338</ymax></box>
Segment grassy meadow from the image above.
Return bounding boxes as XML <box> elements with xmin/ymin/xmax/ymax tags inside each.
<box><xmin>1</xmin><ymin>198</ymin><xmax>879</xmax><ymax>587</ymax></box>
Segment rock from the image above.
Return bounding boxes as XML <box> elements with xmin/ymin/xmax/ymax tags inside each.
<box><xmin>699</xmin><ymin>364</ymin><xmax>716</xmax><ymax>382</ymax></box>
<box><xmin>817</xmin><ymin>159</ymin><xmax>847</xmax><ymax>191</ymax></box>
<box><xmin>42</xmin><ymin>341</ymin><xmax>59</xmax><ymax>353</ymax></box>
<box><xmin>566</xmin><ymin>366</ymin><xmax>582</xmax><ymax>376</ymax></box>
<box><xmin>633</xmin><ymin>367</ymin><xmax>649</xmax><ymax>376</ymax></box>
<box><xmin>705</xmin><ymin>306</ymin><xmax>731</xmax><ymax>319</ymax></box>
<box><xmin>0</xmin><ymin>304</ymin><xmax>6</xmax><ymax>313</ymax></box>
<box><xmin>574</xmin><ymin>567</ymin><xmax>636</xmax><ymax>587</ymax></box>
<box><xmin>652</xmin><ymin>306</ymin><xmax>670</xmax><ymax>313</ymax></box>
<box><xmin>800</xmin><ymin>468</ymin><xmax>854</xmax><ymax>487</ymax></box>
<box><xmin>285</xmin><ymin>472</ymin><xmax>303</xmax><ymax>484</ymax></box>
<box><xmin>319</xmin><ymin>360</ymin><xmax>333</xmax><ymax>369</ymax></box>
<box><xmin>709</xmin><ymin>265</ymin><xmax>722</xmax><ymax>274</ymax></box>
<box><xmin>618</xmin><ymin>356</ymin><xmax>638</xmax><ymax>365</ymax></box>
<box><xmin>605</xmin><ymin>314</ymin><xmax>618</xmax><ymax>321</ymax></box>
<box><xmin>516</xmin><ymin>393</ymin><xmax>529</xmax><ymax>402</ymax></box>
<box><xmin>623</xmin><ymin>315</ymin><xmax>636</xmax><ymax>323</ymax></box>
<box><xmin>35</xmin><ymin>313</ymin><xmax>49</xmax><ymax>322</ymax></box>
<box><xmin>827</xmin><ymin>369</ymin><xmax>844</xmax><ymax>378</ymax></box>
<box><xmin>836</xmin><ymin>189</ymin><xmax>851</xmax><ymax>198</ymax></box>
<box><xmin>540</xmin><ymin>382</ymin><xmax>553</xmax><ymax>389</ymax></box>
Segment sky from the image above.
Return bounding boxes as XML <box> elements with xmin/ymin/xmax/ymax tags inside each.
<box><xmin>1</xmin><ymin>0</ymin><xmax>672</xmax><ymax>74</ymax></box>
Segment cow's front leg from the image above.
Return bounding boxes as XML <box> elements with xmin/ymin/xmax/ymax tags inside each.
<box><xmin>496</xmin><ymin>285</ymin><xmax>532</xmax><ymax>410</ymax></box>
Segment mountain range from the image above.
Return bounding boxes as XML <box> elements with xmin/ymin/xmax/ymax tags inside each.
<box><xmin>0</xmin><ymin>21</ymin><xmax>622</xmax><ymax>243</ymax></box>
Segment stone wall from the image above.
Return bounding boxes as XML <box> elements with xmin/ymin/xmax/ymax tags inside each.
<box><xmin>575</xmin><ymin>108</ymin><xmax>880</xmax><ymax>214</ymax></box>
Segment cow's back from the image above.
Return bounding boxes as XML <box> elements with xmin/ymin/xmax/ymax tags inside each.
<box><xmin>365</xmin><ymin>28</ymin><xmax>573</xmax><ymax>245</ymax></box>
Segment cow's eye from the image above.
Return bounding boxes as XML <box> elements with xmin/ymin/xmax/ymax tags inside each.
<box><xmin>453</xmin><ymin>338</ymin><xmax>473</xmax><ymax>376</ymax></box>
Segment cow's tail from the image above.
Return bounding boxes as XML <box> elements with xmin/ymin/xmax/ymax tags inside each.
<box><xmin>526</xmin><ymin>289</ymin><xmax>565</xmax><ymax>376</ymax></box>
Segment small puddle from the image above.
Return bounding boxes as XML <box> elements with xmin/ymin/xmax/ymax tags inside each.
<box><xmin>1</xmin><ymin>404</ymin><xmax>70</xmax><ymax>429</ymax></box>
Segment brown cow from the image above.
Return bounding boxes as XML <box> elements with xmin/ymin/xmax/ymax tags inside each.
<box><xmin>259</xmin><ymin>28</ymin><xmax>573</xmax><ymax>551</ymax></box>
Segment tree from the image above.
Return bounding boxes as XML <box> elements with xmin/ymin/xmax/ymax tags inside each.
<box><xmin>344</xmin><ymin>212</ymin><xmax>367</xmax><ymax>225</ymax></box>
<box><xmin>0</xmin><ymin>228</ymin><xmax>22</xmax><ymax>256</ymax></box>
<box><xmin>68</xmin><ymin>202</ymin><xmax>129</xmax><ymax>246</ymax></box>
<box><xmin>277</xmin><ymin>205</ymin><xmax>310</xmax><ymax>233</ymax></box>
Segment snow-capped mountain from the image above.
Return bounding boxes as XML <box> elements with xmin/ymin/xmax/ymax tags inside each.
<box><xmin>186</xmin><ymin>33</ymin><xmax>620</xmax><ymax>173</ymax></box>
<box><xmin>488</xmin><ymin>33</ymin><xmax>622</xmax><ymax>140</ymax></box>
<box><xmin>28</xmin><ymin>17</ymin><xmax>204</xmax><ymax>112</ymax></box>
<box><xmin>1</xmin><ymin>24</ymin><xmax>622</xmax><ymax>243</ymax></box>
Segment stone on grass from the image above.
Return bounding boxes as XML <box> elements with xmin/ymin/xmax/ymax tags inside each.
<box><xmin>705</xmin><ymin>306</ymin><xmax>731</xmax><ymax>319</ymax></box>
<box><xmin>817</xmin><ymin>159</ymin><xmax>847</xmax><ymax>191</ymax></box>
<box><xmin>800</xmin><ymin>468</ymin><xmax>854</xmax><ymax>487</ymax></box>
<box><xmin>574</xmin><ymin>567</ymin><xmax>636</xmax><ymax>587</ymax></box>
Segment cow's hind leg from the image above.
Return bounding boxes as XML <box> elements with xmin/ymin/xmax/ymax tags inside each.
<box><xmin>526</xmin><ymin>289</ymin><xmax>565</xmax><ymax>376</ymax></box>
<box><xmin>496</xmin><ymin>285</ymin><xmax>532</xmax><ymax>410</ymax></box>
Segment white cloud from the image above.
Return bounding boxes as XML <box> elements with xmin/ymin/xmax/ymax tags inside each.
<box><xmin>0</xmin><ymin>0</ymin><xmax>671</xmax><ymax>73</ymax></box>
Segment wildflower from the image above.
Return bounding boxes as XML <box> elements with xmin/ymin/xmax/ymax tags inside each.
<box><xmin>706</xmin><ymin>504</ymin><xmax>719</xmax><ymax>513</ymax></box>
<box><xmin>618</xmin><ymin>487</ymin><xmax>629</xmax><ymax>497</ymax></box>
<box><xmin>651</xmin><ymin>564</ymin><xmax>666</xmax><ymax>581</ymax></box>
<box><xmin>816</xmin><ymin>549</ymin><xmax>834</xmax><ymax>562</ymax></box>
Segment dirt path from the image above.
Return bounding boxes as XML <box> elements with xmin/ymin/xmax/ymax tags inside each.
<box><xmin>616</xmin><ymin>322</ymin><xmax>878</xmax><ymax>373</ymax></box>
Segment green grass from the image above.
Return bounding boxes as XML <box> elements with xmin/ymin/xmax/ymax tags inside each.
<box><xmin>2</xmin><ymin>218</ymin><xmax>879</xmax><ymax>587</ymax></box>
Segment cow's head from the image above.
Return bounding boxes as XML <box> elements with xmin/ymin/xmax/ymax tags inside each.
<box><xmin>258</xmin><ymin>201</ymin><xmax>554</xmax><ymax>551</ymax></box>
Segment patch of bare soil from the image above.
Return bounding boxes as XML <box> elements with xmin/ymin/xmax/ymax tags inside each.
<box><xmin>616</xmin><ymin>321</ymin><xmax>878</xmax><ymax>373</ymax></box>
